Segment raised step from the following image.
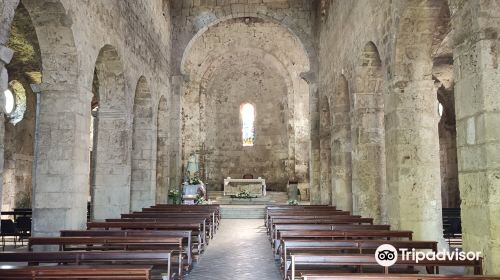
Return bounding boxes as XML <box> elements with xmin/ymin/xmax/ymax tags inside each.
<box><xmin>220</xmin><ymin>205</ymin><xmax>267</xmax><ymax>219</ymax></box>
<box><xmin>208</xmin><ymin>191</ymin><xmax>289</xmax><ymax>205</ymax></box>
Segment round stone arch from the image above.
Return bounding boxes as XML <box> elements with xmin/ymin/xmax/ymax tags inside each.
<box><xmin>182</xmin><ymin>12</ymin><xmax>318</xmax><ymax>75</ymax></box>
<box><xmin>196</xmin><ymin>48</ymin><xmax>300</xmax><ymax>184</ymax></box>
<box><xmin>351</xmin><ymin>41</ymin><xmax>386</xmax><ymax>224</ymax></box>
<box><xmin>385</xmin><ymin>0</ymin><xmax>450</xmax><ymax>247</ymax></box>
<box><xmin>130</xmin><ymin>75</ymin><xmax>155</xmax><ymax>211</ymax></box>
<box><xmin>180</xmin><ymin>17</ymin><xmax>312</xmax><ymax>186</ymax></box>
<box><xmin>91</xmin><ymin>44</ymin><xmax>131</xmax><ymax>220</ymax></box>
<box><xmin>13</xmin><ymin>0</ymin><xmax>84</xmax><ymax>236</ymax></box>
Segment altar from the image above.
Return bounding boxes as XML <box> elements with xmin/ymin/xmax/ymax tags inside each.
<box><xmin>223</xmin><ymin>177</ymin><xmax>267</xmax><ymax>197</ymax></box>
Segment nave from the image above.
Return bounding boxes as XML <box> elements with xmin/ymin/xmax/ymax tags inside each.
<box><xmin>186</xmin><ymin>219</ymin><xmax>281</xmax><ymax>280</ymax></box>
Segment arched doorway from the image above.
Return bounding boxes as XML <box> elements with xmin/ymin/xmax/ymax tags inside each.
<box><xmin>90</xmin><ymin>45</ymin><xmax>130</xmax><ymax>219</ymax></box>
<box><xmin>352</xmin><ymin>42</ymin><xmax>386</xmax><ymax>223</ymax></box>
<box><xmin>156</xmin><ymin>96</ymin><xmax>169</xmax><ymax>204</ymax></box>
<box><xmin>2</xmin><ymin>2</ymin><xmax>40</xmax><ymax>213</ymax></box>
<box><xmin>130</xmin><ymin>76</ymin><xmax>155</xmax><ymax>211</ymax></box>
<box><xmin>332</xmin><ymin>75</ymin><xmax>352</xmax><ymax>212</ymax></box>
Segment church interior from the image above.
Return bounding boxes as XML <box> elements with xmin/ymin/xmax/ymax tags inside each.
<box><xmin>0</xmin><ymin>0</ymin><xmax>498</xmax><ymax>279</ymax></box>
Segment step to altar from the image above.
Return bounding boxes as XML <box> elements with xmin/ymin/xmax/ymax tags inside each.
<box><xmin>207</xmin><ymin>191</ymin><xmax>289</xmax><ymax>205</ymax></box>
<box><xmin>219</xmin><ymin>205</ymin><xmax>267</xmax><ymax>219</ymax></box>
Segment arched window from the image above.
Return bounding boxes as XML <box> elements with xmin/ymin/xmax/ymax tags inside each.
<box><xmin>241</xmin><ymin>103</ymin><xmax>255</xmax><ymax>147</ymax></box>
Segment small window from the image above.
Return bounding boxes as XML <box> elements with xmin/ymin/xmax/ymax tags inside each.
<box><xmin>5</xmin><ymin>80</ymin><xmax>27</xmax><ymax>125</ymax></box>
<box><xmin>241</xmin><ymin>103</ymin><xmax>255</xmax><ymax>147</ymax></box>
<box><xmin>438</xmin><ymin>102</ymin><xmax>444</xmax><ymax>118</ymax></box>
<box><xmin>3</xmin><ymin>89</ymin><xmax>15</xmax><ymax>114</ymax></box>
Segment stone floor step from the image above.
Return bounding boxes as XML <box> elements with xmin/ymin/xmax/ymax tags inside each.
<box><xmin>220</xmin><ymin>205</ymin><xmax>267</xmax><ymax>219</ymax></box>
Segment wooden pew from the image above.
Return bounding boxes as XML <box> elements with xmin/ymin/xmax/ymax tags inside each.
<box><xmin>0</xmin><ymin>265</ymin><xmax>153</xmax><ymax>280</ymax></box>
<box><xmin>147</xmin><ymin>205</ymin><xmax>221</xmax><ymax>230</ymax></box>
<box><xmin>267</xmin><ymin>212</ymin><xmax>353</xmax><ymax>230</ymax></box>
<box><xmin>265</xmin><ymin>206</ymin><xmax>335</xmax><ymax>225</ymax></box>
<box><xmin>134</xmin><ymin>211</ymin><xmax>217</xmax><ymax>236</ymax></box>
<box><xmin>111</xmin><ymin>216</ymin><xmax>211</xmax><ymax>241</ymax></box>
<box><xmin>279</xmin><ymin>240</ymin><xmax>438</xmax><ymax>277</ymax></box>
<box><xmin>272</xmin><ymin>224</ymin><xmax>391</xmax><ymax>248</ymax></box>
<box><xmin>302</xmin><ymin>275</ymin><xmax>500</xmax><ymax>280</ymax></box>
<box><xmin>86</xmin><ymin>222</ymin><xmax>207</xmax><ymax>250</ymax></box>
<box><xmin>269</xmin><ymin>218</ymin><xmax>374</xmax><ymax>238</ymax></box>
<box><xmin>60</xmin><ymin>230</ymin><xmax>196</xmax><ymax>263</ymax></box>
<box><xmin>0</xmin><ymin>251</ymin><xmax>173</xmax><ymax>279</ymax></box>
<box><xmin>288</xmin><ymin>254</ymin><xmax>484</xmax><ymax>280</ymax></box>
<box><xmin>121</xmin><ymin>213</ymin><xmax>214</xmax><ymax>239</ymax></box>
<box><xmin>27</xmin><ymin>236</ymin><xmax>186</xmax><ymax>276</ymax></box>
<box><xmin>275</xmin><ymin>229</ymin><xmax>412</xmax><ymax>251</ymax></box>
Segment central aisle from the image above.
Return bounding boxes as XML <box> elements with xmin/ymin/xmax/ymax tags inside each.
<box><xmin>186</xmin><ymin>219</ymin><xmax>282</xmax><ymax>280</ymax></box>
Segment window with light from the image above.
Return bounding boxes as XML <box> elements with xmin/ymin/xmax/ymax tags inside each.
<box><xmin>241</xmin><ymin>103</ymin><xmax>255</xmax><ymax>147</ymax></box>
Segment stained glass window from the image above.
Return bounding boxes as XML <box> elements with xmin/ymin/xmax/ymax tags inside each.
<box><xmin>241</xmin><ymin>103</ymin><xmax>255</xmax><ymax>147</ymax></box>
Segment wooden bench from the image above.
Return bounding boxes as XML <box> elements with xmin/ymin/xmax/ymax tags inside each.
<box><xmin>270</xmin><ymin>218</ymin><xmax>374</xmax><ymax>238</ymax></box>
<box><xmin>279</xmin><ymin>240</ymin><xmax>438</xmax><ymax>277</ymax></box>
<box><xmin>275</xmin><ymin>229</ymin><xmax>412</xmax><ymax>251</ymax></box>
<box><xmin>0</xmin><ymin>265</ymin><xmax>153</xmax><ymax>280</ymax></box>
<box><xmin>135</xmin><ymin>211</ymin><xmax>217</xmax><ymax>236</ymax></box>
<box><xmin>121</xmin><ymin>212</ymin><xmax>214</xmax><ymax>239</ymax></box>
<box><xmin>146</xmin><ymin>205</ymin><xmax>220</xmax><ymax>231</ymax></box>
<box><xmin>111</xmin><ymin>216</ymin><xmax>211</xmax><ymax>241</ymax></box>
<box><xmin>0</xmin><ymin>251</ymin><xmax>173</xmax><ymax>279</ymax></box>
<box><xmin>28</xmin><ymin>236</ymin><xmax>186</xmax><ymax>276</ymax></box>
<box><xmin>288</xmin><ymin>254</ymin><xmax>483</xmax><ymax>280</ymax></box>
<box><xmin>272</xmin><ymin>224</ymin><xmax>391</xmax><ymax>249</ymax></box>
<box><xmin>86</xmin><ymin>222</ymin><xmax>207</xmax><ymax>250</ymax></box>
<box><xmin>301</xmin><ymin>274</ymin><xmax>500</xmax><ymax>280</ymax></box>
<box><xmin>267</xmin><ymin>210</ymin><xmax>350</xmax><ymax>223</ymax></box>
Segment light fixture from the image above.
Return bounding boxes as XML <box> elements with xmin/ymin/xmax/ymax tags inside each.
<box><xmin>3</xmin><ymin>89</ymin><xmax>15</xmax><ymax>114</ymax></box>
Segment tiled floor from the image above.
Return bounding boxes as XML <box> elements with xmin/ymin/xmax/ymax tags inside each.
<box><xmin>186</xmin><ymin>219</ymin><xmax>282</xmax><ymax>280</ymax></box>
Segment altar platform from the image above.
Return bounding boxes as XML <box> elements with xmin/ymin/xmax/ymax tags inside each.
<box><xmin>207</xmin><ymin>191</ymin><xmax>288</xmax><ymax>205</ymax></box>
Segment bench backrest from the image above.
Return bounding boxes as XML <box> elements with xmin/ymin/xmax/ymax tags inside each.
<box><xmin>0</xmin><ymin>265</ymin><xmax>152</xmax><ymax>280</ymax></box>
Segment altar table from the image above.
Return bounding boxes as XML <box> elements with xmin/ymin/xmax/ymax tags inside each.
<box><xmin>223</xmin><ymin>177</ymin><xmax>267</xmax><ymax>196</ymax></box>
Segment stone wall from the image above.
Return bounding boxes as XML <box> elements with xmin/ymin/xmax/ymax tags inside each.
<box><xmin>204</xmin><ymin>58</ymin><xmax>289</xmax><ymax>191</ymax></box>
<box><xmin>317</xmin><ymin>0</ymin><xmax>499</xmax><ymax>274</ymax></box>
<box><xmin>2</xmin><ymin>78</ymin><xmax>35</xmax><ymax>211</ymax></box>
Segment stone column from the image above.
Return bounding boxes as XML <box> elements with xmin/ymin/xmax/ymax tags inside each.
<box><xmin>385</xmin><ymin>79</ymin><xmax>445</xmax><ymax>246</ymax></box>
<box><xmin>170</xmin><ymin>75</ymin><xmax>183</xmax><ymax>188</ymax></box>
<box><xmin>91</xmin><ymin>110</ymin><xmax>131</xmax><ymax>219</ymax></box>
<box><xmin>331</xmin><ymin>85</ymin><xmax>352</xmax><ymax>212</ymax></box>
<box><xmin>33</xmin><ymin>85</ymin><xmax>89</xmax><ymax>237</ymax></box>
<box><xmin>319</xmin><ymin>98</ymin><xmax>332</xmax><ymax>205</ymax></box>
<box><xmin>453</xmin><ymin>5</ymin><xmax>500</xmax><ymax>272</ymax></box>
<box><xmin>309</xmin><ymin>84</ymin><xmax>321</xmax><ymax>204</ymax></box>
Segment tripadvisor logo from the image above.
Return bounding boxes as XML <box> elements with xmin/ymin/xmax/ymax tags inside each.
<box><xmin>375</xmin><ymin>244</ymin><xmax>482</xmax><ymax>267</ymax></box>
<box><xmin>375</xmin><ymin>244</ymin><xmax>398</xmax><ymax>267</ymax></box>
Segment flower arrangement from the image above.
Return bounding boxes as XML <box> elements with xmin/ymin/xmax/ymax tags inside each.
<box><xmin>230</xmin><ymin>190</ymin><xmax>257</xmax><ymax>199</ymax></box>
<box><xmin>168</xmin><ymin>189</ymin><xmax>180</xmax><ymax>204</ymax></box>
<box><xmin>188</xmin><ymin>177</ymin><xmax>202</xmax><ymax>185</ymax></box>
<box><xmin>287</xmin><ymin>199</ymin><xmax>299</xmax><ymax>205</ymax></box>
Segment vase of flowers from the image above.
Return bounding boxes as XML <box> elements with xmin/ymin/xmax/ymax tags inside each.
<box><xmin>168</xmin><ymin>189</ymin><xmax>180</xmax><ymax>205</ymax></box>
